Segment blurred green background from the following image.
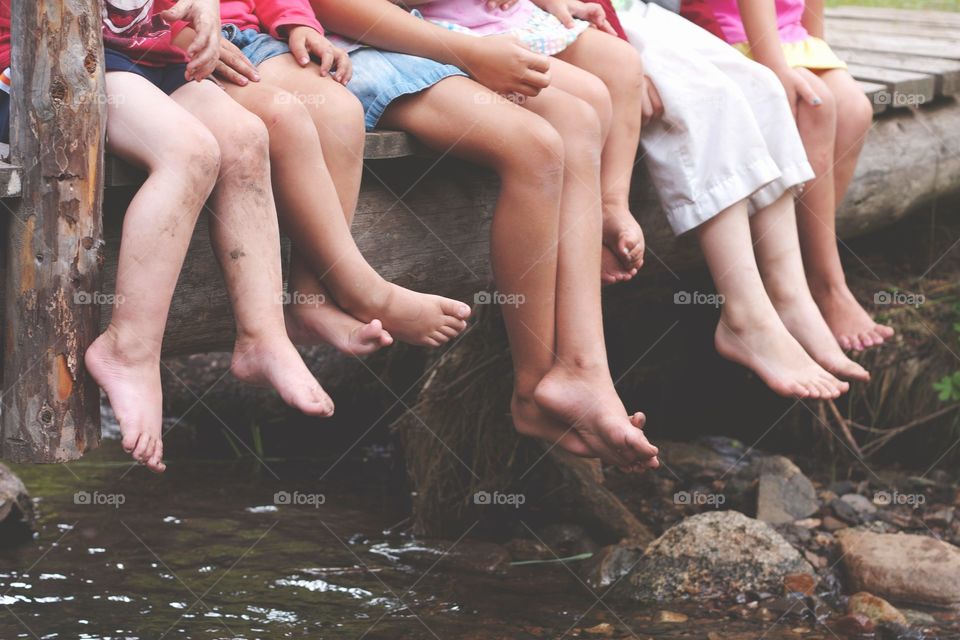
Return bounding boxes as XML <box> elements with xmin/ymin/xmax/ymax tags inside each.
<box><xmin>826</xmin><ymin>0</ymin><xmax>958</xmax><ymax>10</ymax></box>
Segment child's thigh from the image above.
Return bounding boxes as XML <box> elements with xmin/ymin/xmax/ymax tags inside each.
<box><xmin>379</xmin><ymin>76</ymin><xmax>562</xmax><ymax>170</ymax></box>
<box><xmin>537</xmin><ymin>54</ymin><xmax>611</xmax><ymax>119</ymax></box>
<box><xmin>555</xmin><ymin>28</ymin><xmax>643</xmax><ymax>88</ymax></box>
<box><xmin>104</xmin><ymin>72</ymin><xmax>218</xmax><ymax>171</ymax></box>
<box><xmin>169</xmin><ymin>81</ymin><xmax>269</xmax><ymax>162</ymax></box>
<box><xmin>256</xmin><ymin>53</ymin><xmax>364</xmax><ymax>122</ymax></box>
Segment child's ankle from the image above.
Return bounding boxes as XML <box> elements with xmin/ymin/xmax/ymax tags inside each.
<box><xmin>91</xmin><ymin>324</ymin><xmax>161</xmax><ymax>366</ymax></box>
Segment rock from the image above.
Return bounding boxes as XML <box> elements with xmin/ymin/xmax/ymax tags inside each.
<box><xmin>822</xmin><ymin>516</ymin><xmax>848</xmax><ymax>532</ymax></box>
<box><xmin>584</xmin><ymin>622</ymin><xmax>615</xmax><ymax>636</ymax></box>
<box><xmin>830</xmin><ymin>480</ymin><xmax>859</xmax><ymax>496</ymax></box>
<box><xmin>795</xmin><ymin>518</ymin><xmax>821</xmax><ymax>529</ymax></box>
<box><xmin>841</xmin><ymin>494</ymin><xmax>878</xmax><ymax>517</ymax></box>
<box><xmin>834</xmin><ymin>613</ymin><xmax>875</xmax><ymax>636</ymax></box>
<box><xmin>579</xmin><ymin>541</ymin><xmax>644</xmax><ymax>590</ymax></box>
<box><xmin>784</xmin><ymin>573</ymin><xmax>817</xmax><ymax>595</ymax></box>
<box><xmin>654</xmin><ymin>610</ymin><xmax>688</xmax><ymax>623</ymax></box>
<box><xmin>756</xmin><ymin>456</ymin><xmax>819</xmax><ymax>525</ymax></box>
<box><xmin>924</xmin><ymin>506</ymin><xmax>955</xmax><ymax>528</ymax></box>
<box><xmin>899</xmin><ymin>609</ymin><xmax>936</xmax><ymax>626</ymax></box>
<box><xmin>0</xmin><ymin>463</ymin><xmax>35</xmax><ymax>545</ymax></box>
<box><xmin>537</xmin><ymin>523</ymin><xmax>597</xmax><ymax>557</ymax></box>
<box><xmin>837</xmin><ymin>529</ymin><xmax>960</xmax><ymax>608</ymax></box>
<box><xmin>848</xmin><ymin>592</ymin><xmax>908</xmax><ymax>626</ymax></box>
<box><xmin>829</xmin><ymin>497</ymin><xmax>862</xmax><ymax>525</ymax></box>
<box><xmin>614</xmin><ymin>511</ymin><xmax>814</xmax><ymax>602</ymax></box>
<box><xmin>504</xmin><ymin>538</ymin><xmax>552</xmax><ymax>562</ymax></box>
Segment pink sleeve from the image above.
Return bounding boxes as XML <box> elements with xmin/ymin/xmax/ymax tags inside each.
<box><xmin>168</xmin><ymin>19</ymin><xmax>191</xmax><ymax>41</ymax></box>
<box><xmin>254</xmin><ymin>0</ymin><xmax>324</xmax><ymax>38</ymax></box>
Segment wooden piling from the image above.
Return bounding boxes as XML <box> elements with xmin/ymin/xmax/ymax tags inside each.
<box><xmin>2</xmin><ymin>0</ymin><xmax>106</xmax><ymax>462</ymax></box>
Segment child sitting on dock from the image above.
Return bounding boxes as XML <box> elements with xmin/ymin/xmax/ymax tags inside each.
<box><xmin>172</xmin><ymin>0</ymin><xmax>471</xmax><ymax>351</ymax></box>
<box><xmin>411</xmin><ymin>0</ymin><xmax>648</xmax><ymax>284</ymax></box>
<box><xmin>0</xmin><ymin>0</ymin><xmax>337</xmax><ymax>472</ymax></box>
<box><xmin>292</xmin><ymin>0</ymin><xmax>660</xmax><ymax>470</ymax></box>
<box><xmin>680</xmin><ymin>0</ymin><xmax>894</xmax><ymax>351</ymax></box>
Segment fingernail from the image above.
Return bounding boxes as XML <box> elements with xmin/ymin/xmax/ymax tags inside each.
<box><xmin>812</xmin><ymin>97</ymin><xmax>822</xmax><ymax>105</ymax></box>
<box><xmin>301</xmin><ymin>57</ymin><xmax>309</xmax><ymax>65</ymax></box>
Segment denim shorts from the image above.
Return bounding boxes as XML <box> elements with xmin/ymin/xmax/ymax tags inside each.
<box><xmin>221</xmin><ymin>24</ymin><xmax>291</xmax><ymax>67</ymax></box>
<box><xmin>346</xmin><ymin>48</ymin><xmax>466</xmax><ymax>130</ymax></box>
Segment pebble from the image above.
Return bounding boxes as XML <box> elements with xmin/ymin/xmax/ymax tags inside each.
<box><xmin>834</xmin><ymin>613</ymin><xmax>875</xmax><ymax>636</ymax></box>
<box><xmin>654</xmin><ymin>610</ymin><xmax>688</xmax><ymax>623</ymax></box>
<box><xmin>829</xmin><ymin>497</ymin><xmax>862</xmax><ymax>525</ymax></box>
<box><xmin>847</xmin><ymin>591</ymin><xmax>907</xmax><ymax>625</ymax></box>
<box><xmin>822</xmin><ymin>515</ymin><xmax>848</xmax><ymax>532</ymax></box>
<box><xmin>841</xmin><ymin>493</ymin><xmax>878</xmax><ymax>517</ymax></box>
<box><xmin>784</xmin><ymin>573</ymin><xmax>817</xmax><ymax>596</ymax></box>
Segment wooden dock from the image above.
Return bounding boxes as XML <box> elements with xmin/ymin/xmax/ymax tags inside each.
<box><xmin>1</xmin><ymin>5</ymin><xmax>959</xmax><ymax>463</ymax></box>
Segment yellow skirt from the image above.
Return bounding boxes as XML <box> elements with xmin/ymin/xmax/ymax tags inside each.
<box><xmin>734</xmin><ymin>36</ymin><xmax>847</xmax><ymax>71</ymax></box>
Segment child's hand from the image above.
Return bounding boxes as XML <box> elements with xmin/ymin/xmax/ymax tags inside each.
<box><xmin>161</xmin><ymin>0</ymin><xmax>221</xmax><ymax>81</ymax></box>
<box><xmin>214</xmin><ymin>37</ymin><xmax>261</xmax><ymax>86</ymax></box>
<box><xmin>640</xmin><ymin>75</ymin><xmax>663</xmax><ymax>125</ymax></box>
<box><xmin>534</xmin><ymin>0</ymin><xmax>617</xmax><ymax>35</ymax></box>
<box><xmin>287</xmin><ymin>26</ymin><xmax>353</xmax><ymax>84</ymax></box>
<box><xmin>776</xmin><ymin>66</ymin><xmax>823</xmax><ymax>118</ymax></box>
<box><xmin>463</xmin><ymin>35</ymin><xmax>551</xmax><ymax>97</ymax></box>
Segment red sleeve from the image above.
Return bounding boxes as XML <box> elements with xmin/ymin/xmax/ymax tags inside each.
<box><xmin>254</xmin><ymin>0</ymin><xmax>324</xmax><ymax>39</ymax></box>
<box><xmin>0</xmin><ymin>0</ymin><xmax>11</xmax><ymax>71</ymax></box>
<box><xmin>585</xmin><ymin>0</ymin><xmax>627</xmax><ymax>41</ymax></box>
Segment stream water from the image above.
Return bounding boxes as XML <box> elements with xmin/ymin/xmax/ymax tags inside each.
<box><xmin>0</xmin><ymin>424</ymin><xmax>951</xmax><ymax>639</ymax></box>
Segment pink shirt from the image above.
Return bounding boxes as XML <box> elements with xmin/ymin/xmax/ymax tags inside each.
<box><xmin>218</xmin><ymin>0</ymin><xmax>324</xmax><ymax>38</ymax></box>
<box><xmin>415</xmin><ymin>0</ymin><xmax>536</xmax><ymax>35</ymax></box>
<box><xmin>680</xmin><ymin>0</ymin><xmax>808</xmax><ymax>45</ymax></box>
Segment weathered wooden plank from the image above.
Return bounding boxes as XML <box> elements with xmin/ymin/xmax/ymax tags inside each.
<box><xmin>826</xmin><ymin>16</ymin><xmax>960</xmax><ymax>41</ymax></box>
<box><xmin>2</xmin><ymin>0</ymin><xmax>106</xmax><ymax>463</ymax></box>
<box><xmin>834</xmin><ymin>48</ymin><xmax>960</xmax><ymax>97</ymax></box>
<box><xmin>845</xmin><ymin>63</ymin><xmax>935</xmax><ymax>107</ymax></box>
<box><xmin>827</xmin><ymin>29</ymin><xmax>960</xmax><ymax>61</ymax></box>
<box><xmin>825</xmin><ymin>6</ymin><xmax>960</xmax><ymax>28</ymax></box>
<box><xmin>858</xmin><ymin>80</ymin><xmax>889</xmax><ymax>114</ymax></box>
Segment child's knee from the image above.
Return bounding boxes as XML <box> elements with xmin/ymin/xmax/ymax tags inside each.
<box><xmin>500</xmin><ymin>116</ymin><xmax>564</xmax><ymax>191</ymax></box>
<box><xmin>260</xmin><ymin>93</ymin><xmax>317</xmax><ymax>146</ymax></box>
<box><xmin>558</xmin><ymin>96</ymin><xmax>604</xmax><ymax>160</ymax></box>
<box><xmin>844</xmin><ymin>89</ymin><xmax>875</xmax><ymax>136</ymax></box>
<box><xmin>220</xmin><ymin>108</ymin><xmax>271</xmax><ymax>169</ymax></box>
<box><xmin>177</xmin><ymin>124</ymin><xmax>222</xmax><ymax>187</ymax></box>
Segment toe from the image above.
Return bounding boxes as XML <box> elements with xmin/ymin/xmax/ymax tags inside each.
<box><xmin>837</xmin><ymin>334</ymin><xmax>852</xmax><ymax>351</ymax></box>
<box><xmin>866</xmin><ymin>329</ymin><xmax>885</xmax><ymax>346</ymax></box>
<box><xmin>439</xmin><ymin>325</ymin><xmax>459</xmax><ymax>339</ymax></box>
<box><xmin>132</xmin><ymin>434</ymin><xmax>152</xmax><ymax>462</ymax></box>
<box><xmin>875</xmin><ymin>323</ymin><xmax>895</xmax><ymax>338</ymax></box>
<box><xmin>380</xmin><ymin>331</ymin><xmax>394</xmax><ymax>347</ymax></box>
<box><xmin>122</xmin><ymin>431</ymin><xmax>141</xmax><ymax>454</ymax></box>
<box><xmin>443</xmin><ymin>299</ymin><xmax>472</xmax><ymax>320</ymax></box>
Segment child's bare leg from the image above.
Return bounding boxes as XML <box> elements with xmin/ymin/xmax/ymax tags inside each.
<box><xmin>219</xmin><ymin>80</ymin><xmax>392</xmax><ymax>354</ymax></box>
<box><xmin>169</xmin><ymin>82</ymin><xmax>334</xmax><ymax>416</ymax></box>
<box><xmin>802</xmin><ymin>68</ymin><xmax>893</xmax><ymax>350</ymax></box>
<box><xmin>251</xmin><ymin>55</ymin><xmax>471</xmax><ymax>347</ymax></box>
<box><xmin>380</xmin><ymin>78</ymin><xmax>592</xmax><ymax>458</ymax></box>
<box><xmin>698</xmin><ymin>198</ymin><xmax>854</xmax><ymax>398</ymax></box>
<box><xmin>85</xmin><ymin>73</ymin><xmax>218</xmax><ymax>472</ymax></box>
<box><xmin>556</xmin><ymin>30</ymin><xmax>646</xmax><ymax>277</ymax></box>
<box><xmin>521</xmin><ymin>86</ymin><xmax>659</xmax><ymax>468</ymax></box>
<box><xmin>750</xmin><ymin>192</ymin><xmax>866</xmax><ymax>384</ymax></box>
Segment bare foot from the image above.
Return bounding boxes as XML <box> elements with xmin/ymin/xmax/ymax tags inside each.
<box><xmin>231</xmin><ymin>335</ymin><xmax>334</xmax><ymax>417</ymax></box>
<box><xmin>602</xmin><ymin>205</ymin><xmax>645</xmax><ymax>281</ymax></box>
<box><xmin>86</xmin><ymin>327</ymin><xmax>166</xmax><ymax>473</ymax></box>
<box><xmin>511</xmin><ymin>391</ymin><xmax>592</xmax><ymax>457</ymax></box>
<box><xmin>770</xmin><ymin>291</ymin><xmax>870</xmax><ymax>383</ymax></box>
<box><xmin>285</xmin><ymin>300</ymin><xmax>393</xmax><ymax>355</ymax></box>
<box><xmin>337</xmin><ymin>281</ymin><xmax>471</xmax><ymax>348</ymax></box>
<box><xmin>601</xmin><ymin>246</ymin><xmax>638</xmax><ymax>286</ymax></box>
<box><xmin>532</xmin><ymin>363</ymin><xmax>659</xmax><ymax>468</ymax></box>
<box><xmin>810</xmin><ymin>283</ymin><xmax>894</xmax><ymax>351</ymax></box>
<box><xmin>714</xmin><ymin>311</ymin><xmax>849</xmax><ymax>399</ymax></box>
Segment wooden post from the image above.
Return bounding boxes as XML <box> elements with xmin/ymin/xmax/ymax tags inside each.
<box><xmin>2</xmin><ymin>0</ymin><xmax>106</xmax><ymax>462</ymax></box>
